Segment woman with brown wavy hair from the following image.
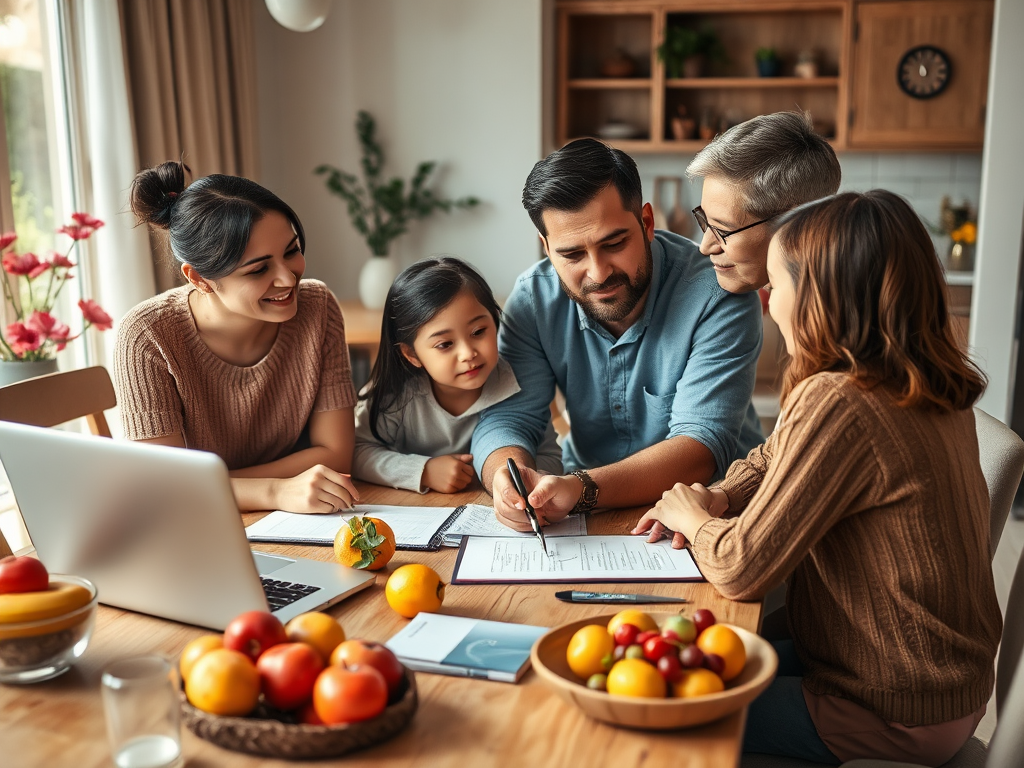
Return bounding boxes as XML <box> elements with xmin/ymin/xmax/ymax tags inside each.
<box><xmin>634</xmin><ymin>190</ymin><xmax>1000</xmax><ymax>765</ymax></box>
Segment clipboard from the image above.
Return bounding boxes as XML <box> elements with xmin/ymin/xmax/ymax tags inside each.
<box><xmin>245</xmin><ymin>504</ymin><xmax>466</xmax><ymax>552</ymax></box>
<box><xmin>451</xmin><ymin>534</ymin><xmax>705</xmax><ymax>585</ymax></box>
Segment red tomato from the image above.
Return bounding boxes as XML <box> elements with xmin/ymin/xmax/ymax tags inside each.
<box><xmin>330</xmin><ymin>640</ymin><xmax>404</xmax><ymax>694</ymax></box>
<box><xmin>223</xmin><ymin>611</ymin><xmax>288</xmax><ymax>662</ymax></box>
<box><xmin>643</xmin><ymin>636</ymin><xmax>675</xmax><ymax>662</ymax></box>
<box><xmin>635</xmin><ymin>630</ymin><xmax>659</xmax><ymax>646</ymax></box>
<box><xmin>256</xmin><ymin>642</ymin><xmax>324</xmax><ymax>710</ymax></box>
<box><xmin>313</xmin><ymin>665</ymin><xmax>388</xmax><ymax>725</ymax></box>
<box><xmin>612</xmin><ymin>623</ymin><xmax>641</xmax><ymax>647</ymax></box>
<box><xmin>0</xmin><ymin>556</ymin><xmax>49</xmax><ymax>594</ymax></box>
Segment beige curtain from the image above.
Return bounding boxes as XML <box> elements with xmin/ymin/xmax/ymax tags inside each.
<box><xmin>117</xmin><ymin>0</ymin><xmax>260</xmax><ymax>292</ymax></box>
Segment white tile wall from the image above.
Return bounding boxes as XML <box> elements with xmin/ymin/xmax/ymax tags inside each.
<box><xmin>635</xmin><ymin>152</ymin><xmax>983</xmax><ymax>258</ymax></box>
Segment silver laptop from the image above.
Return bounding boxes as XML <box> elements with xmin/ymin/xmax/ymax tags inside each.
<box><xmin>0</xmin><ymin>422</ymin><xmax>374</xmax><ymax>630</ymax></box>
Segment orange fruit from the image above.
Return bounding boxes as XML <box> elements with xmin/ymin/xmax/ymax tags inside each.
<box><xmin>184</xmin><ymin>648</ymin><xmax>260</xmax><ymax>716</ymax></box>
<box><xmin>673</xmin><ymin>668</ymin><xmax>725</xmax><ymax>698</ymax></box>
<box><xmin>606</xmin><ymin>658</ymin><xmax>667</xmax><ymax>698</ymax></box>
<box><xmin>285</xmin><ymin>612</ymin><xmax>346</xmax><ymax>663</ymax></box>
<box><xmin>566</xmin><ymin>624</ymin><xmax>614</xmax><ymax>679</ymax></box>
<box><xmin>334</xmin><ymin>517</ymin><xmax>396</xmax><ymax>571</ymax></box>
<box><xmin>607</xmin><ymin>609</ymin><xmax>658</xmax><ymax>637</ymax></box>
<box><xmin>696</xmin><ymin>624</ymin><xmax>746</xmax><ymax>681</ymax></box>
<box><xmin>178</xmin><ymin>634</ymin><xmax>223</xmax><ymax>684</ymax></box>
<box><xmin>385</xmin><ymin>564</ymin><xmax>445</xmax><ymax>618</ymax></box>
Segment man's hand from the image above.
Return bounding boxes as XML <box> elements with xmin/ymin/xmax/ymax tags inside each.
<box><xmin>422</xmin><ymin>454</ymin><xmax>475</xmax><ymax>493</ymax></box>
<box><xmin>272</xmin><ymin>464</ymin><xmax>360</xmax><ymax>514</ymax></box>
<box><xmin>493</xmin><ymin>468</ymin><xmax>581</xmax><ymax>531</ymax></box>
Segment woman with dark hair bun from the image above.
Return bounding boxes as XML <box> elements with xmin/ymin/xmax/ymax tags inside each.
<box><xmin>634</xmin><ymin>190</ymin><xmax>1000</xmax><ymax>765</ymax></box>
<box><xmin>116</xmin><ymin>161</ymin><xmax>360</xmax><ymax>514</ymax></box>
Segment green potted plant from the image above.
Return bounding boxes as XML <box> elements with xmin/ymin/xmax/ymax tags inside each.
<box><xmin>657</xmin><ymin>25</ymin><xmax>724</xmax><ymax>79</ymax></box>
<box><xmin>755</xmin><ymin>47</ymin><xmax>780</xmax><ymax>77</ymax></box>
<box><xmin>315</xmin><ymin>111</ymin><xmax>479</xmax><ymax>308</ymax></box>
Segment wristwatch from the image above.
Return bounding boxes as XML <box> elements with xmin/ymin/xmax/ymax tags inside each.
<box><xmin>570</xmin><ymin>469</ymin><xmax>600</xmax><ymax>514</ymax></box>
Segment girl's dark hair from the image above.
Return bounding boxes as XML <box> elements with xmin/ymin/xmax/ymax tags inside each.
<box><xmin>362</xmin><ymin>256</ymin><xmax>501</xmax><ymax>442</ymax></box>
<box><xmin>522</xmin><ymin>138</ymin><xmax>643</xmax><ymax>236</ymax></box>
<box><xmin>129</xmin><ymin>160</ymin><xmax>306</xmax><ymax>280</ymax></box>
<box><xmin>774</xmin><ymin>189</ymin><xmax>986</xmax><ymax>412</ymax></box>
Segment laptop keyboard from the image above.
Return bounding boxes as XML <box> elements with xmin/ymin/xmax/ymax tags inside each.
<box><xmin>260</xmin><ymin>577</ymin><xmax>322</xmax><ymax>611</ymax></box>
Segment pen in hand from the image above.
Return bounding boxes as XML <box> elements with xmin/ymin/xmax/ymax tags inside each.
<box><xmin>505</xmin><ymin>458</ymin><xmax>548</xmax><ymax>555</ymax></box>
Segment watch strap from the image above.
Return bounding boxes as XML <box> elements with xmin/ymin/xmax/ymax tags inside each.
<box><xmin>570</xmin><ymin>469</ymin><xmax>599</xmax><ymax>514</ymax></box>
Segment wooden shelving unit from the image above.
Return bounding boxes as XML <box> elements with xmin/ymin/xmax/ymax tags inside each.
<box><xmin>555</xmin><ymin>0</ymin><xmax>992</xmax><ymax>153</ymax></box>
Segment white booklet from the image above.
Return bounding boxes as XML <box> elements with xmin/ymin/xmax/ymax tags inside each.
<box><xmin>385</xmin><ymin>613</ymin><xmax>547</xmax><ymax>684</ymax></box>
<box><xmin>244</xmin><ymin>504</ymin><xmax>462</xmax><ymax>550</ymax></box>
<box><xmin>440</xmin><ymin>504</ymin><xmax>587</xmax><ymax>546</ymax></box>
<box><xmin>451</xmin><ymin>535</ymin><xmax>704</xmax><ymax>585</ymax></box>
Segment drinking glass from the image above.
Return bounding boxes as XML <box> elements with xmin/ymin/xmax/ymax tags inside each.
<box><xmin>101</xmin><ymin>655</ymin><xmax>184</xmax><ymax>768</ymax></box>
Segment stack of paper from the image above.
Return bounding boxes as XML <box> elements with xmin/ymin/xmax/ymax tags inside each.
<box><xmin>440</xmin><ymin>504</ymin><xmax>587</xmax><ymax>546</ymax></box>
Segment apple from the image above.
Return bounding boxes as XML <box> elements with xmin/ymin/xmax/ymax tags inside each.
<box><xmin>0</xmin><ymin>555</ymin><xmax>49</xmax><ymax>594</ymax></box>
<box><xmin>661</xmin><ymin>615</ymin><xmax>697</xmax><ymax>645</ymax></box>
<box><xmin>223</xmin><ymin>610</ymin><xmax>288</xmax><ymax>662</ymax></box>
<box><xmin>330</xmin><ymin>640</ymin><xmax>404</xmax><ymax>695</ymax></box>
<box><xmin>256</xmin><ymin>642</ymin><xmax>324</xmax><ymax>710</ymax></box>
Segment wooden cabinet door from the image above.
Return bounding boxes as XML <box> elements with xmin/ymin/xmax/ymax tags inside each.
<box><xmin>849</xmin><ymin>0</ymin><xmax>993</xmax><ymax>149</ymax></box>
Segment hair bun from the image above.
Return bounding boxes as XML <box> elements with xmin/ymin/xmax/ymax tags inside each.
<box><xmin>129</xmin><ymin>161</ymin><xmax>190</xmax><ymax>230</ymax></box>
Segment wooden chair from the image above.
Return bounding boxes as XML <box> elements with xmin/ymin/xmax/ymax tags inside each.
<box><xmin>0</xmin><ymin>365</ymin><xmax>116</xmax><ymax>436</ymax></box>
<box><xmin>0</xmin><ymin>366</ymin><xmax>117</xmax><ymax>557</ymax></box>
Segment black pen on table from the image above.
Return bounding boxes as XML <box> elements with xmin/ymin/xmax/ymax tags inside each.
<box><xmin>505</xmin><ymin>457</ymin><xmax>548</xmax><ymax>555</ymax></box>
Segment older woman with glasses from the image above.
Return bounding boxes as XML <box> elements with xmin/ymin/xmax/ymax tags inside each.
<box><xmin>687</xmin><ymin>111</ymin><xmax>841</xmax><ymax>295</ymax></box>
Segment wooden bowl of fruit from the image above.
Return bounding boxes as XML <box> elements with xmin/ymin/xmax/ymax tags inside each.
<box><xmin>530</xmin><ymin>608</ymin><xmax>777</xmax><ymax>730</ymax></box>
<box><xmin>179</xmin><ymin>610</ymin><xmax>417</xmax><ymax>759</ymax></box>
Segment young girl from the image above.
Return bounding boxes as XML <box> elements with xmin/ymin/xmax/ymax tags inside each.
<box><xmin>353</xmin><ymin>257</ymin><xmax>562</xmax><ymax>493</ymax></box>
<box><xmin>117</xmin><ymin>161</ymin><xmax>359</xmax><ymax>514</ymax></box>
<box><xmin>634</xmin><ymin>191</ymin><xmax>1001</xmax><ymax>766</ymax></box>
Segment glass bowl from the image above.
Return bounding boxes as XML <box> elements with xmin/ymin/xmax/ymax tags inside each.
<box><xmin>0</xmin><ymin>574</ymin><xmax>98</xmax><ymax>684</ymax></box>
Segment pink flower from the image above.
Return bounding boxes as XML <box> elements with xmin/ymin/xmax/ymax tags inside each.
<box><xmin>26</xmin><ymin>312</ymin><xmax>71</xmax><ymax>351</ymax></box>
<box><xmin>0</xmin><ymin>232</ymin><xmax>16</xmax><ymax>251</ymax></box>
<box><xmin>2</xmin><ymin>251</ymin><xmax>48</xmax><ymax>278</ymax></box>
<box><xmin>70</xmin><ymin>212</ymin><xmax>104</xmax><ymax>230</ymax></box>
<box><xmin>78</xmin><ymin>299</ymin><xmax>113</xmax><ymax>331</ymax></box>
<box><xmin>5</xmin><ymin>322</ymin><xmax>42</xmax><ymax>355</ymax></box>
<box><xmin>49</xmin><ymin>253</ymin><xmax>75</xmax><ymax>269</ymax></box>
<box><xmin>57</xmin><ymin>224</ymin><xmax>96</xmax><ymax>241</ymax></box>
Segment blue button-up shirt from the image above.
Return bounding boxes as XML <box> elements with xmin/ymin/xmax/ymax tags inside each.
<box><xmin>472</xmin><ymin>230</ymin><xmax>764</xmax><ymax>479</ymax></box>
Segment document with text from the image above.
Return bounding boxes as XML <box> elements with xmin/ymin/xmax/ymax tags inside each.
<box><xmin>451</xmin><ymin>535</ymin><xmax>703</xmax><ymax>585</ymax></box>
<box><xmin>441</xmin><ymin>504</ymin><xmax>587</xmax><ymax>546</ymax></box>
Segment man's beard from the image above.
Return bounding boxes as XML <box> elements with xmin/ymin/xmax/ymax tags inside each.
<box><xmin>558</xmin><ymin>236</ymin><xmax>653</xmax><ymax>325</ymax></box>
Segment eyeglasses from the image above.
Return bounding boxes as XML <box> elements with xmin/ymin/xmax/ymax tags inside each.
<box><xmin>691</xmin><ymin>206</ymin><xmax>775</xmax><ymax>246</ymax></box>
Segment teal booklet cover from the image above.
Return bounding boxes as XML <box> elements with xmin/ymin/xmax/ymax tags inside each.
<box><xmin>385</xmin><ymin>613</ymin><xmax>547</xmax><ymax>683</ymax></box>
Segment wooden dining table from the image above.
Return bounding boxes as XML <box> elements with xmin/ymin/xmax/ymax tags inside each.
<box><xmin>1</xmin><ymin>482</ymin><xmax>763</xmax><ymax>768</ymax></box>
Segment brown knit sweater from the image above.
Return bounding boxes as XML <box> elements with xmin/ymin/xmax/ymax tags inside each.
<box><xmin>114</xmin><ymin>279</ymin><xmax>356</xmax><ymax>470</ymax></box>
<box><xmin>691</xmin><ymin>371</ymin><xmax>1001</xmax><ymax>726</ymax></box>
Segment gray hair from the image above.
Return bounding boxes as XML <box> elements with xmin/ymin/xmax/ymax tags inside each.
<box><xmin>686</xmin><ymin>111</ymin><xmax>841</xmax><ymax>220</ymax></box>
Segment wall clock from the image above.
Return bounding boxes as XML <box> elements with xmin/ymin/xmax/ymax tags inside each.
<box><xmin>897</xmin><ymin>45</ymin><xmax>951</xmax><ymax>99</ymax></box>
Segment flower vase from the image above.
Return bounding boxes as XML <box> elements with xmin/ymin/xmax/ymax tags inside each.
<box><xmin>358</xmin><ymin>254</ymin><xmax>398</xmax><ymax>309</ymax></box>
<box><xmin>0</xmin><ymin>358</ymin><xmax>58</xmax><ymax>388</ymax></box>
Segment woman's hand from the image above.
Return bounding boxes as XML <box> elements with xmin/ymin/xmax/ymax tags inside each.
<box><xmin>688</xmin><ymin>484</ymin><xmax>731</xmax><ymax>518</ymax></box>
<box><xmin>422</xmin><ymin>454</ymin><xmax>475</xmax><ymax>493</ymax></box>
<box><xmin>632</xmin><ymin>483</ymin><xmax>715</xmax><ymax>549</ymax></box>
<box><xmin>272</xmin><ymin>464</ymin><xmax>360</xmax><ymax>514</ymax></box>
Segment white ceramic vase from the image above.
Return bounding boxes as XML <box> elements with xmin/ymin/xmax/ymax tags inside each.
<box><xmin>358</xmin><ymin>255</ymin><xmax>398</xmax><ymax>309</ymax></box>
<box><xmin>0</xmin><ymin>358</ymin><xmax>58</xmax><ymax>388</ymax></box>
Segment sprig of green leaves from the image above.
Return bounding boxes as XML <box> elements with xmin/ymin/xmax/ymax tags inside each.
<box><xmin>347</xmin><ymin>516</ymin><xmax>387</xmax><ymax>570</ymax></box>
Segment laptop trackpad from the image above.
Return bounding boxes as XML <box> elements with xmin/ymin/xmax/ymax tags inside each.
<box><xmin>252</xmin><ymin>551</ymin><xmax>294</xmax><ymax>575</ymax></box>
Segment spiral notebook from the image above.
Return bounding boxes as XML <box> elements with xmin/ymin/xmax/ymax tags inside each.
<box><xmin>244</xmin><ymin>504</ymin><xmax>465</xmax><ymax>551</ymax></box>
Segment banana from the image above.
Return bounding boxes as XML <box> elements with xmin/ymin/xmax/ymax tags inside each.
<box><xmin>0</xmin><ymin>582</ymin><xmax>93</xmax><ymax>624</ymax></box>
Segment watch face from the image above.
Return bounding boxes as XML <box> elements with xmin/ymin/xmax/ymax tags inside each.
<box><xmin>897</xmin><ymin>45</ymin><xmax>951</xmax><ymax>100</ymax></box>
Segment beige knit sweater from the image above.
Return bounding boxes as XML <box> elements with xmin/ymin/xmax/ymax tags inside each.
<box><xmin>114</xmin><ymin>279</ymin><xmax>356</xmax><ymax>470</ymax></box>
<box><xmin>691</xmin><ymin>371</ymin><xmax>1001</xmax><ymax>726</ymax></box>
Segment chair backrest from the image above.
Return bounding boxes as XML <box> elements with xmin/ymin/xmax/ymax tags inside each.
<box><xmin>975</xmin><ymin>407</ymin><xmax>1024</xmax><ymax>559</ymax></box>
<box><xmin>988</xmin><ymin>546</ymin><xmax>1024</xmax><ymax>767</ymax></box>
<box><xmin>0</xmin><ymin>366</ymin><xmax>116</xmax><ymax>437</ymax></box>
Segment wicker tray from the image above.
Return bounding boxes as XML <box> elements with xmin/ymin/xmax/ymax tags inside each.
<box><xmin>181</xmin><ymin>668</ymin><xmax>418</xmax><ymax>759</ymax></box>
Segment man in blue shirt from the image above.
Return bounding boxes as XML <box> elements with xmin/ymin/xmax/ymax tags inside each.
<box><xmin>472</xmin><ymin>138</ymin><xmax>764</xmax><ymax>528</ymax></box>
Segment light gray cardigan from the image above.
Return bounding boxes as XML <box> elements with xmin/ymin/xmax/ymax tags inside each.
<box><xmin>353</xmin><ymin>358</ymin><xmax>563</xmax><ymax>492</ymax></box>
